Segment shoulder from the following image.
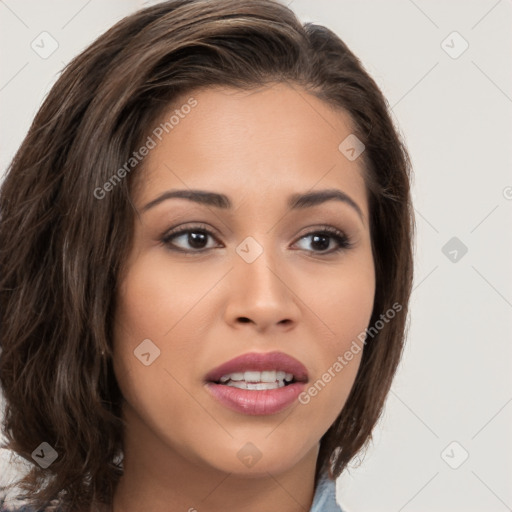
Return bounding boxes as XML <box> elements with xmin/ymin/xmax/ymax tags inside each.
<box><xmin>0</xmin><ymin>503</ymin><xmax>33</xmax><ymax>512</ymax></box>
<box><xmin>0</xmin><ymin>505</ymin><xmax>62</xmax><ymax>512</ymax></box>
<box><xmin>0</xmin><ymin>504</ymin><xmax>44</xmax><ymax>512</ymax></box>
<box><xmin>0</xmin><ymin>497</ymin><xmax>62</xmax><ymax>512</ymax></box>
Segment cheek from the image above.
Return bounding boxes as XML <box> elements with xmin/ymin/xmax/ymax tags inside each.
<box><xmin>112</xmin><ymin>256</ymin><xmax>176</xmax><ymax>400</ymax></box>
<box><xmin>113</xmin><ymin>250</ymin><xmax>211</xmax><ymax>344</ymax></box>
<box><xmin>111</xmin><ymin>256</ymin><xmax>206</xmax><ymax>452</ymax></box>
<box><xmin>111</xmin><ymin>251</ymin><xmax>220</xmax><ymax>407</ymax></box>
<box><xmin>295</xmin><ymin>254</ymin><xmax>375</xmax><ymax>419</ymax></box>
<box><xmin>300</xmin><ymin>247</ymin><xmax>375</xmax><ymax>347</ymax></box>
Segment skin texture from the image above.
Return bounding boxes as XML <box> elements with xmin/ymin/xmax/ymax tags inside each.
<box><xmin>111</xmin><ymin>83</ymin><xmax>376</xmax><ymax>512</ymax></box>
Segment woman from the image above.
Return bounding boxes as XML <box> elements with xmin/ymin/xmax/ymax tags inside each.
<box><xmin>0</xmin><ymin>1</ymin><xmax>414</xmax><ymax>510</ymax></box>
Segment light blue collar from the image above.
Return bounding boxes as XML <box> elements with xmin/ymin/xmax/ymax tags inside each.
<box><xmin>310</xmin><ymin>472</ymin><xmax>344</xmax><ymax>512</ymax></box>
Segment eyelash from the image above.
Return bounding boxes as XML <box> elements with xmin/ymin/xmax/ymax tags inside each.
<box><xmin>161</xmin><ymin>223</ymin><xmax>354</xmax><ymax>256</ymax></box>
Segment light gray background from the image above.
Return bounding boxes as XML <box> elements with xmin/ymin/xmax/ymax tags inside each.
<box><xmin>1</xmin><ymin>1</ymin><xmax>511</xmax><ymax>511</ymax></box>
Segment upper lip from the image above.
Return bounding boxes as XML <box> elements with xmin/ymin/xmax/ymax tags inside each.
<box><xmin>205</xmin><ymin>351</ymin><xmax>309</xmax><ymax>383</ymax></box>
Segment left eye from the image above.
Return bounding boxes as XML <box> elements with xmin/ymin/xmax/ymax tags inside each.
<box><xmin>294</xmin><ymin>229</ymin><xmax>352</xmax><ymax>253</ymax></box>
<box><xmin>161</xmin><ymin>225</ymin><xmax>352</xmax><ymax>254</ymax></box>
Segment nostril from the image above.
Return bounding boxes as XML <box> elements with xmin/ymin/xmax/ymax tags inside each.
<box><xmin>238</xmin><ymin>317</ymin><xmax>251</xmax><ymax>323</ymax></box>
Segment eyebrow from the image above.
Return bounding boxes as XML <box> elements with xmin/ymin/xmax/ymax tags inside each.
<box><xmin>142</xmin><ymin>188</ymin><xmax>364</xmax><ymax>221</ymax></box>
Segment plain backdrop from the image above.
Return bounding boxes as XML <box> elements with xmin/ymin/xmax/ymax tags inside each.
<box><xmin>1</xmin><ymin>1</ymin><xmax>511</xmax><ymax>511</ymax></box>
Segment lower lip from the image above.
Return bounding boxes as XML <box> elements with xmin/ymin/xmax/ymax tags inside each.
<box><xmin>204</xmin><ymin>381</ymin><xmax>307</xmax><ymax>415</ymax></box>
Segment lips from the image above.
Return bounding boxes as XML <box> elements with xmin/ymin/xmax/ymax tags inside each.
<box><xmin>204</xmin><ymin>351</ymin><xmax>309</xmax><ymax>384</ymax></box>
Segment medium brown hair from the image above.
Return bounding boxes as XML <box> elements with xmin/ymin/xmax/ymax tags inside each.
<box><xmin>0</xmin><ymin>0</ymin><xmax>414</xmax><ymax>510</ymax></box>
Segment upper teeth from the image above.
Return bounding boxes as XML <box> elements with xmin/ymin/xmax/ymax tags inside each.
<box><xmin>219</xmin><ymin>370</ymin><xmax>293</xmax><ymax>383</ymax></box>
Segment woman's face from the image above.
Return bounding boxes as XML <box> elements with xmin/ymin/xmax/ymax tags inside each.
<box><xmin>113</xmin><ymin>83</ymin><xmax>375</xmax><ymax>477</ymax></box>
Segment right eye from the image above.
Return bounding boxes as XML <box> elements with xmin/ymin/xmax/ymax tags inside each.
<box><xmin>161</xmin><ymin>224</ymin><xmax>222</xmax><ymax>253</ymax></box>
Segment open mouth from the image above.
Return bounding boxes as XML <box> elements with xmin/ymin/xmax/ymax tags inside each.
<box><xmin>204</xmin><ymin>351</ymin><xmax>309</xmax><ymax>386</ymax></box>
<box><xmin>212</xmin><ymin>370</ymin><xmax>298</xmax><ymax>390</ymax></box>
<box><xmin>204</xmin><ymin>351</ymin><xmax>309</xmax><ymax>414</ymax></box>
<box><xmin>210</xmin><ymin>370</ymin><xmax>305</xmax><ymax>391</ymax></box>
<box><xmin>205</xmin><ymin>370</ymin><xmax>308</xmax><ymax>415</ymax></box>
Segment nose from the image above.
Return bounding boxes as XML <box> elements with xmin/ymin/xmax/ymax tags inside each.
<box><xmin>223</xmin><ymin>242</ymin><xmax>300</xmax><ymax>333</ymax></box>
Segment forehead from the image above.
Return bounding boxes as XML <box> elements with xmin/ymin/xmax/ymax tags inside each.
<box><xmin>134</xmin><ymin>83</ymin><xmax>369</xmax><ymax>216</ymax></box>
